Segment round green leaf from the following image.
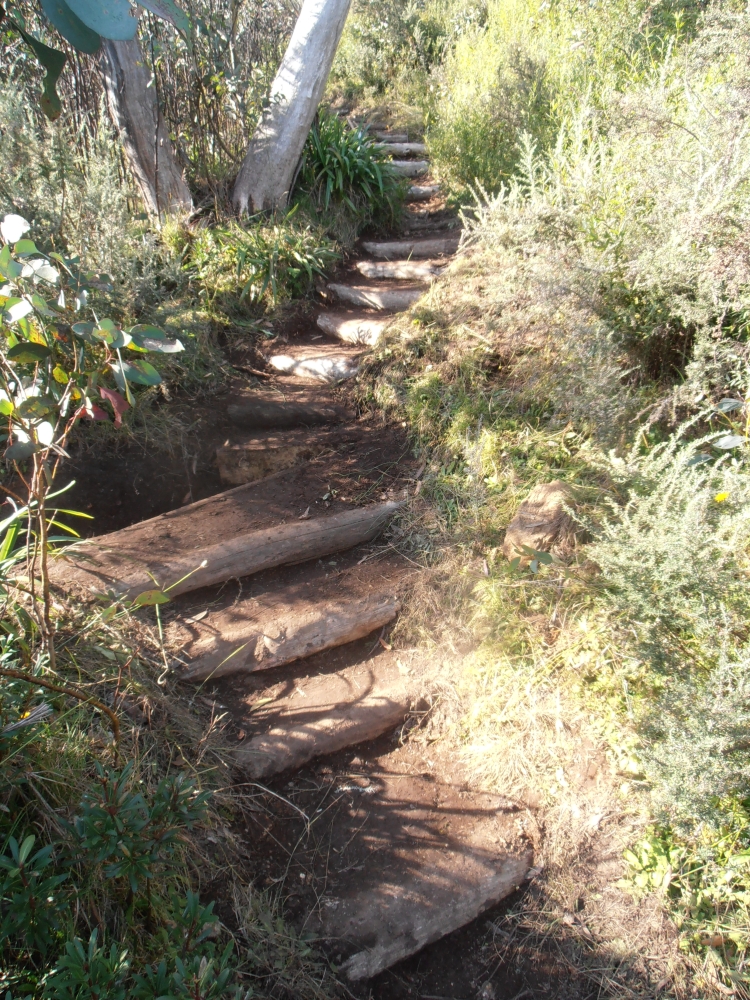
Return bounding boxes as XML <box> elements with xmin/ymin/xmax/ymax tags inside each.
<box><xmin>111</xmin><ymin>359</ymin><xmax>162</xmax><ymax>386</ymax></box>
<box><xmin>63</xmin><ymin>0</ymin><xmax>137</xmax><ymax>39</ymax></box>
<box><xmin>713</xmin><ymin>434</ymin><xmax>745</xmax><ymax>450</ymax></box>
<box><xmin>7</xmin><ymin>342</ymin><xmax>52</xmax><ymax>364</ymax></box>
<box><xmin>17</xmin><ymin>397</ymin><xmax>55</xmax><ymax>419</ymax></box>
<box><xmin>41</xmin><ymin>0</ymin><xmax>102</xmax><ymax>52</ymax></box>
<box><xmin>135</xmin><ymin>0</ymin><xmax>190</xmax><ymax>34</ymax></box>
<box><xmin>133</xmin><ymin>589</ymin><xmax>170</xmax><ymax>606</ymax></box>
<box><xmin>5</xmin><ymin>441</ymin><xmax>39</xmax><ymax>461</ymax></box>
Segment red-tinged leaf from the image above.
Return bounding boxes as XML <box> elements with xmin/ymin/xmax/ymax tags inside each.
<box><xmin>99</xmin><ymin>385</ymin><xmax>129</xmax><ymax>428</ymax></box>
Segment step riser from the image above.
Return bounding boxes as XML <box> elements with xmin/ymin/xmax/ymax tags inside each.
<box><xmin>391</xmin><ymin>160</ymin><xmax>429</xmax><ymax>178</ymax></box>
<box><xmin>407</xmin><ymin>184</ymin><xmax>440</xmax><ymax>202</ymax></box>
<box><xmin>269</xmin><ymin>354</ymin><xmax>358</xmax><ymax>382</ymax></box>
<box><xmin>317</xmin><ymin>313</ymin><xmax>387</xmax><ymax>346</ymax></box>
<box><xmin>182</xmin><ymin>594</ymin><xmax>400</xmax><ymax>681</ymax></box>
<box><xmin>362</xmin><ymin>237</ymin><xmax>460</xmax><ymax>260</ymax></box>
<box><xmin>235</xmin><ymin>661</ymin><xmax>413</xmax><ymax>780</ymax></box>
<box><xmin>377</xmin><ymin>142</ymin><xmax>427</xmax><ymax>157</ymax></box>
<box><xmin>356</xmin><ymin>260</ymin><xmax>444</xmax><ymax>280</ymax></box>
<box><xmin>217</xmin><ymin>431</ymin><xmax>357</xmax><ymax>486</ymax></box>
<box><xmin>328</xmin><ymin>283</ymin><xmax>424</xmax><ymax>311</ymax></box>
<box><xmin>50</xmin><ymin>502</ymin><xmax>401</xmax><ymax>601</ymax></box>
<box><xmin>373</xmin><ymin>132</ymin><xmax>408</xmax><ymax>143</ymax></box>
<box><xmin>227</xmin><ymin>400</ymin><xmax>346</xmax><ymax>429</ymax></box>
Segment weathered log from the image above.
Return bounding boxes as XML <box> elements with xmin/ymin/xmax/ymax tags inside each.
<box><xmin>216</xmin><ymin>427</ymin><xmax>358</xmax><ymax>485</ymax></box>
<box><xmin>181</xmin><ymin>591</ymin><xmax>400</xmax><ymax>681</ymax></box>
<box><xmin>391</xmin><ymin>159</ymin><xmax>429</xmax><ymax>178</ymax></box>
<box><xmin>406</xmin><ymin>184</ymin><xmax>441</xmax><ymax>202</ymax></box>
<box><xmin>100</xmin><ymin>37</ymin><xmax>192</xmax><ymax>218</ymax></box>
<box><xmin>269</xmin><ymin>354</ymin><xmax>359</xmax><ymax>382</ymax></box>
<box><xmin>235</xmin><ymin>658</ymin><xmax>413</xmax><ymax>779</ymax></box>
<box><xmin>373</xmin><ymin>131</ymin><xmax>408</xmax><ymax>142</ymax></box>
<box><xmin>376</xmin><ymin>142</ymin><xmax>427</xmax><ymax>157</ymax></box>
<box><xmin>361</xmin><ymin>236</ymin><xmax>460</xmax><ymax>260</ymax></box>
<box><xmin>227</xmin><ymin>397</ymin><xmax>347</xmax><ymax>429</ymax></box>
<box><xmin>355</xmin><ymin>260</ymin><xmax>444</xmax><ymax>280</ymax></box>
<box><xmin>49</xmin><ymin>501</ymin><xmax>401</xmax><ymax>601</ymax></box>
<box><xmin>316</xmin><ymin>312</ymin><xmax>387</xmax><ymax>346</ymax></box>
<box><xmin>232</xmin><ymin>0</ymin><xmax>352</xmax><ymax>212</ymax></box>
<box><xmin>327</xmin><ymin>283</ymin><xmax>425</xmax><ymax>311</ymax></box>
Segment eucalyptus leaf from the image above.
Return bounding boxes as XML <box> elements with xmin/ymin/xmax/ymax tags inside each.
<box><xmin>110</xmin><ymin>359</ymin><xmax>162</xmax><ymax>386</ymax></box>
<box><xmin>5</xmin><ymin>441</ymin><xmax>39</xmax><ymax>461</ymax></box>
<box><xmin>63</xmin><ymin>0</ymin><xmax>137</xmax><ymax>39</ymax></box>
<box><xmin>135</xmin><ymin>0</ymin><xmax>190</xmax><ymax>34</ymax></box>
<box><xmin>712</xmin><ymin>434</ymin><xmax>745</xmax><ymax>450</ymax></box>
<box><xmin>13</xmin><ymin>239</ymin><xmax>37</xmax><ymax>256</ymax></box>
<box><xmin>8</xmin><ymin>342</ymin><xmax>52</xmax><ymax>364</ymax></box>
<box><xmin>40</xmin><ymin>0</ymin><xmax>102</xmax><ymax>53</ymax></box>
<box><xmin>0</xmin><ymin>215</ymin><xmax>31</xmax><ymax>244</ymax></box>
<box><xmin>14</xmin><ymin>24</ymin><xmax>67</xmax><ymax>120</ymax></box>
<box><xmin>717</xmin><ymin>398</ymin><xmax>743</xmax><ymax>413</ymax></box>
<box><xmin>5</xmin><ymin>299</ymin><xmax>34</xmax><ymax>323</ymax></box>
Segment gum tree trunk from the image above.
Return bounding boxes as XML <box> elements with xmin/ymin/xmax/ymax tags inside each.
<box><xmin>100</xmin><ymin>36</ymin><xmax>192</xmax><ymax>219</ymax></box>
<box><xmin>232</xmin><ymin>0</ymin><xmax>352</xmax><ymax>214</ymax></box>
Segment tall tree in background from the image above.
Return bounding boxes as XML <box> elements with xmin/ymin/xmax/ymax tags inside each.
<box><xmin>100</xmin><ymin>36</ymin><xmax>193</xmax><ymax>219</ymax></box>
<box><xmin>232</xmin><ymin>0</ymin><xmax>352</xmax><ymax>214</ymax></box>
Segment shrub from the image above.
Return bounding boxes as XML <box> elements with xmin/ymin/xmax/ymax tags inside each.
<box><xmin>296</xmin><ymin>111</ymin><xmax>403</xmax><ymax>230</ymax></box>
<box><xmin>189</xmin><ymin>218</ymin><xmax>339</xmax><ymax>307</ymax></box>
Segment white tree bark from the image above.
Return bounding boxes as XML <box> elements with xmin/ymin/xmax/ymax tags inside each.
<box><xmin>100</xmin><ymin>36</ymin><xmax>192</xmax><ymax>219</ymax></box>
<box><xmin>232</xmin><ymin>0</ymin><xmax>352</xmax><ymax>214</ymax></box>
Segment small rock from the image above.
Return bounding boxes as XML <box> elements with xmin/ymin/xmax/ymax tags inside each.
<box><xmin>502</xmin><ymin>480</ymin><xmax>576</xmax><ymax>564</ymax></box>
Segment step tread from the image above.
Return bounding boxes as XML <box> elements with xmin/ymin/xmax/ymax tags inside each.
<box><xmin>176</xmin><ymin>561</ymin><xmax>408</xmax><ymax>681</ymax></box>
<box><xmin>317</xmin><ymin>311</ymin><xmax>388</xmax><ymax>346</ymax></box>
<box><xmin>268</xmin><ymin>343</ymin><xmax>362</xmax><ymax>383</ymax></box>
<box><xmin>47</xmin><ymin>439</ymin><xmax>410</xmax><ymax>598</ymax></box>
<box><xmin>216</xmin><ymin>426</ymin><xmax>361</xmax><ymax>486</ymax></box>
<box><xmin>243</xmin><ymin>736</ymin><xmax>532</xmax><ymax>981</ymax></box>
<box><xmin>327</xmin><ymin>282</ymin><xmax>425</xmax><ymax>311</ymax></box>
<box><xmin>407</xmin><ymin>184</ymin><xmax>441</xmax><ymax>202</ymax></box>
<box><xmin>233</xmin><ymin>657</ymin><xmax>414</xmax><ymax>779</ymax></box>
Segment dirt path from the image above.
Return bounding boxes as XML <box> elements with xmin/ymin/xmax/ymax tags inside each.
<box><xmin>51</xmin><ymin>134</ymin><xmax>537</xmax><ymax>995</ymax></box>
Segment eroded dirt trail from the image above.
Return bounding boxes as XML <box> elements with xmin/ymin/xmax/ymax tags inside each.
<box><xmin>51</xmin><ymin>131</ymin><xmax>534</xmax><ymax>994</ymax></box>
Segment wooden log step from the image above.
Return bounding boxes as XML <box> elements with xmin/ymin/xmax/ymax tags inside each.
<box><xmin>48</xmin><ymin>501</ymin><xmax>401</xmax><ymax>601</ymax></box>
<box><xmin>391</xmin><ymin>159</ymin><xmax>429</xmax><ymax>178</ymax></box>
<box><xmin>377</xmin><ymin>142</ymin><xmax>426</xmax><ymax>157</ymax></box>
<box><xmin>178</xmin><ymin>569</ymin><xmax>403</xmax><ymax>680</ymax></box>
<box><xmin>234</xmin><ymin>658</ymin><xmax>414</xmax><ymax>780</ymax></box>
<box><xmin>361</xmin><ymin>236</ymin><xmax>460</xmax><ymax>260</ymax></box>
<box><xmin>316</xmin><ymin>312</ymin><xmax>387</xmax><ymax>346</ymax></box>
<box><xmin>216</xmin><ymin>427</ymin><xmax>359</xmax><ymax>486</ymax></box>
<box><xmin>355</xmin><ymin>259</ymin><xmax>444</xmax><ymax>281</ymax></box>
<box><xmin>327</xmin><ymin>283</ymin><xmax>425</xmax><ymax>311</ymax></box>
<box><xmin>315</xmin><ymin>808</ymin><xmax>531</xmax><ymax>980</ymax></box>
<box><xmin>407</xmin><ymin>184</ymin><xmax>440</xmax><ymax>202</ymax></box>
<box><xmin>269</xmin><ymin>353</ymin><xmax>359</xmax><ymax>383</ymax></box>
<box><xmin>227</xmin><ymin>395</ymin><xmax>347</xmax><ymax>429</ymax></box>
<box><xmin>373</xmin><ymin>131</ymin><xmax>408</xmax><ymax>143</ymax></box>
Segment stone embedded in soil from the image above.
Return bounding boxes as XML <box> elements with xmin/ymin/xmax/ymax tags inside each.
<box><xmin>216</xmin><ymin>427</ymin><xmax>359</xmax><ymax>486</ymax></box>
<box><xmin>269</xmin><ymin>353</ymin><xmax>359</xmax><ymax>383</ymax></box>
<box><xmin>327</xmin><ymin>282</ymin><xmax>425</xmax><ymax>311</ymax></box>
<box><xmin>179</xmin><ymin>580</ymin><xmax>402</xmax><ymax>680</ymax></box>
<box><xmin>234</xmin><ymin>659</ymin><xmax>414</xmax><ymax>780</ymax></box>
<box><xmin>502</xmin><ymin>479</ymin><xmax>577</xmax><ymax>564</ymax></box>
<box><xmin>355</xmin><ymin>259</ymin><xmax>445</xmax><ymax>281</ymax></box>
<box><xmin>316</xmin><ymin>312</ymin><xmax>388</xmax><ymax>346</ymax></box>
<box><xmin>376</xmin><ymin>141</ymin><xmax>427</xmax><ymax>157</ymax></box>
<box><xmin>362</xmin><ymin>236</ymin><xmax>460</xmax><ymax>260</ymax></box>
<box><xmin>47</xmin><ymin>500</ymin><xmax>401</xmax><ymax>601</ymax></box>
<box><xmin>407</xmin><ymin>184</ymin><xmax>441</xmax><ymax>202</ymax></box>
<box><xmin>227</xmin><ymin>394</ymin><xmax>348</xmax><ymax>430</ymax></box>
<box><xmin>390</xmin><ymin>159</ymin><xmax>429</xmax><ymax>178</ymax></box>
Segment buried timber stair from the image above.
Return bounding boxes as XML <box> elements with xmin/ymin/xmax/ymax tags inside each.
<box><xmin>50</xmin><ymin>128</ymin><xmax>531</xmax><ymax>985</ymax></box>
